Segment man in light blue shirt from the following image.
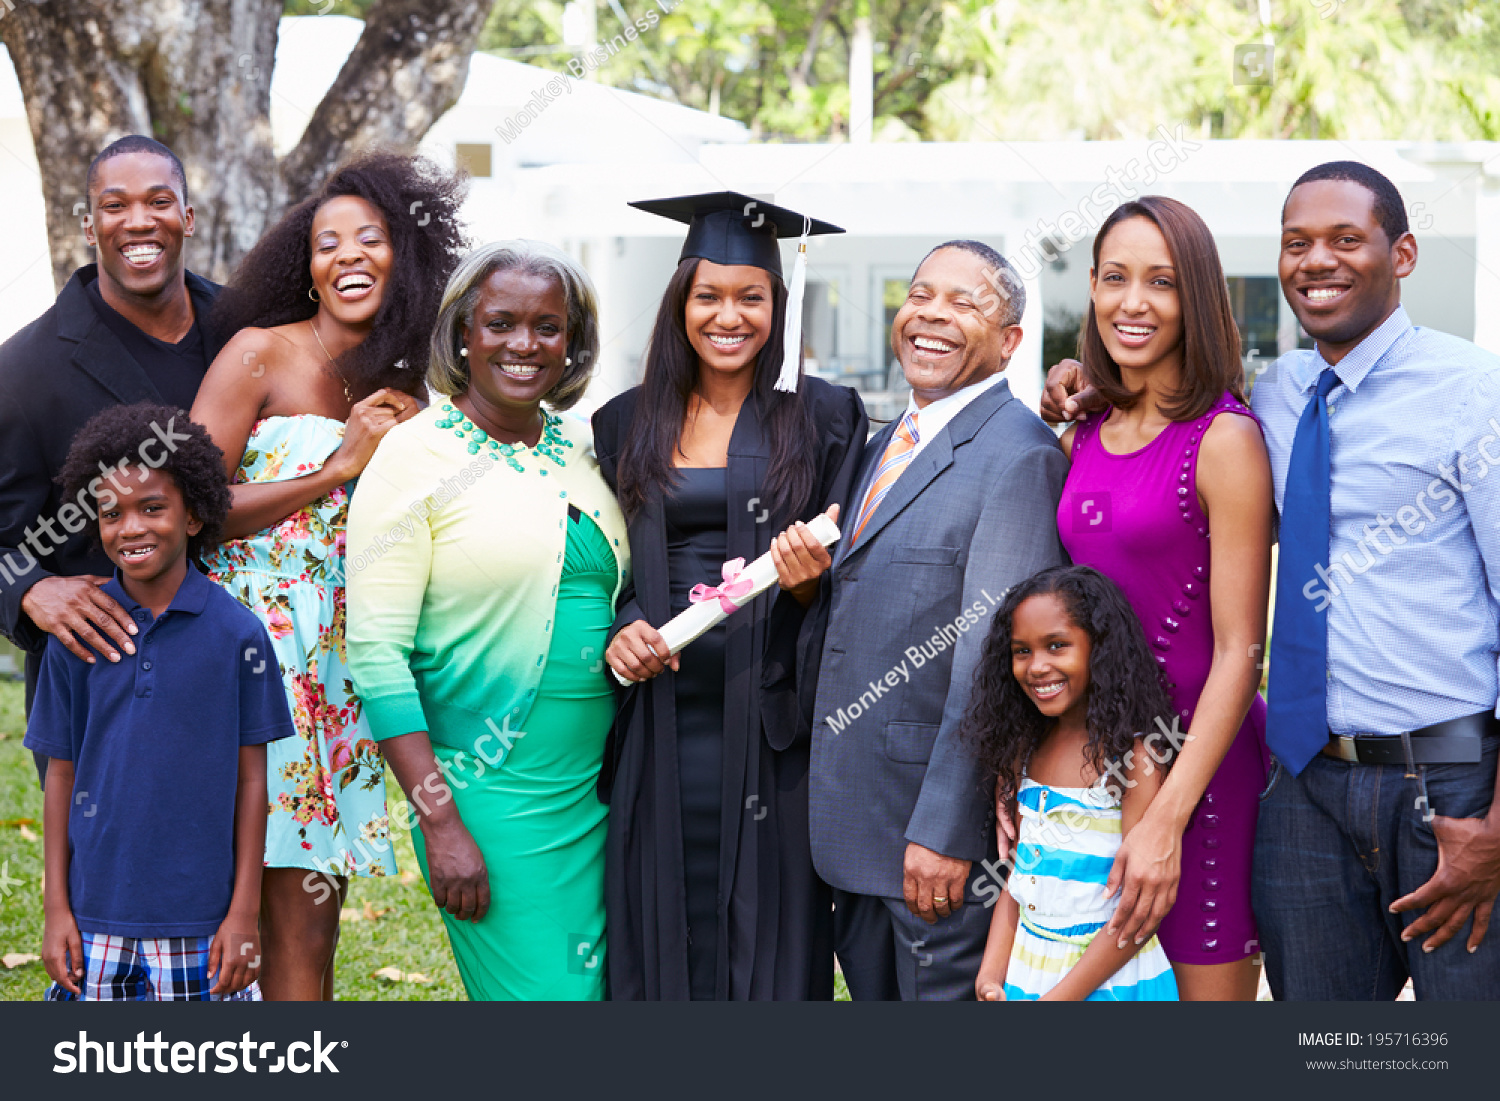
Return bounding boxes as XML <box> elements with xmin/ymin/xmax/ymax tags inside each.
<box><xmin>1042</xmin><ymin>162</ymin><xmax>1500</xmax><ymax>1000</ymax></box>
<box><xmin>1248</xmin><ymin>163</ymin><xmax>1500</xmax><ymax>1000</ymax></box>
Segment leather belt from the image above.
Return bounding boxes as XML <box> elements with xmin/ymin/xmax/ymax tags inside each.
<box><xmin>1322</xmin><ymin>711</ymin><xmax>1497</xmax><ymax>766</ymax></box>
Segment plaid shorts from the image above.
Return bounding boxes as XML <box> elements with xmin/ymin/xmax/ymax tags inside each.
<box><xmin>45</xmin><ymin>932</ymin><xmax>262</xmax><ymax>1002</ymax></box>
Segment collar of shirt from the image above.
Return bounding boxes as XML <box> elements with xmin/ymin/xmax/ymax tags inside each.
<box><xmin>902</xmin><ymin>370</ymin><xmax>1008</xmax><ymax>457</ymax></box>
<box><xmin>1291</xmin><ymin>304</ymin><xmax>1413</xmax><ymax>395</ymax></box>
<box><xmin>103</xmin><ymin>559</ymin><xmax>213</xmax><ymax>625</ymax></box>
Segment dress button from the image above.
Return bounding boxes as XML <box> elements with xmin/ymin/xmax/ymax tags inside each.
<box><xmin>1172</xmin><ymin>599</ymin><xmax>1192</xmax><ymax>616</ymax></box>
<box><xmin>1161</xmin><ymin>616</ymin><xmax>1180</xmax><ymax>633</ymax></box>
<box><xmin>1202</xmin><ymin>918</ymin><xmax>1219</xmax><ymax>931</ymax></box>
<box><xmin>1200</xmin><ymin>813</ymin><xmax>1220</xmax><ymax>829</ymax></box>
<box><xmin>1200</xmin><ymin>898</ymin><xmax>1218</xmax><ymax>912</ymax></box>
<box><xmin>1153</xmin><ymin>636</ymin><xmax>1172</xmax><ymax>652</ymax></box>
<box><xmin>1203</xmin><ymin>837</ymin><xmax>1220</xmax><ymax>849</ymax></box>
<box><xmin>1182</xmin><ymin>581</ymin><xmax>1201</xmax><ymax>599</ymax></box>
<box><xmin>141</xmin><ymin>661</ymin><xmax>153</xmax><ymax>671</ymax></box>
<box><xmin>1203</xmin><ymin>878</ymin><xmax>1220</xmax><ymax>891</ymax></box>
<box><xmin>1027</xmin><ymin>903</ymin><xmax>1035</xmax><ymax>911</ymax></box>
<box><xmin>1200</xmin><ymin>938</ymin><xmax>1220</xmax><ymax>952</ymax></box>
<box><xmin>1200</xmin><ymin>858</ymin><xmax>1217</xmax><ymax>870</ymax></box>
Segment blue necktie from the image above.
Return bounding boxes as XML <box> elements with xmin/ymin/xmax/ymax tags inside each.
<box><xmin>1267</xmin><ymin>368</ymin><xmax>1341</xmax><ymax>775</ymax></box>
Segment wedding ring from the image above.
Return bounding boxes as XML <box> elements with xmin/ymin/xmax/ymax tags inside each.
<box><xmin>932</xmin><ymin>896</ymin><xmax>947</xmax><ymax>904</ymax></box>
<box><xmin>646</xmin><ymin>644</ymin><xmax>660</xmax><ymax>658</ymax></box>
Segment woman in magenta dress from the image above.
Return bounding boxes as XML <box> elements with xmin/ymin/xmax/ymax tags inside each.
<box><xmin>1052</xmin><ymin>197</ymin><xmax>1273</xmax><ymax>1000</ymax></box>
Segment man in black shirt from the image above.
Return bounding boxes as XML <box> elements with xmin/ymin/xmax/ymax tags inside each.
<box><xmin>0</xmin><ymin>136</ymin><xmax>226</xmax><ymax>776</ymax></box>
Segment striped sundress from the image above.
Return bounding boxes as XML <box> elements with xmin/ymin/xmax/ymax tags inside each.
<box><xmin>1003</xmin><ymin>775</ymin><xmax>1178</xmax><ymax>1001</ymax></box>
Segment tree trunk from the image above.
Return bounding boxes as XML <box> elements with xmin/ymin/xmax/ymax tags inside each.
<box><xmin>277</xmin><ymin>0</ymin><xmax>492</xmax><ymax>206</ymax></box>
<box><xmin>1</xmin><ymin>0</ymin><xmax>492</xmax><ymax>291</ymax></box>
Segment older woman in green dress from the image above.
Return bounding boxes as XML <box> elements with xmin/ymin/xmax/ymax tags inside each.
<box><xmin>346</xmin><ymin>241</ymin><xmax>627</xmax><ymax>999</ymax></box>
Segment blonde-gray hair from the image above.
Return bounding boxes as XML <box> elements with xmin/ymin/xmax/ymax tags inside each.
<box><xmin>427</xmin><ymin>240</ymin><xmax>601</xmax><ymax>409</ymax></box>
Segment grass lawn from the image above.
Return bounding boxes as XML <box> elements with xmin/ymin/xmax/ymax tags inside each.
<box><xmin>0</xmin><ymin>678</ymin><xmax>458</xmax><ymax>1000</ymax></box>
<box><xmin>1</xmin><ymin>680</ymin><xmax>851</xmax><ymax>1001</ymax></box>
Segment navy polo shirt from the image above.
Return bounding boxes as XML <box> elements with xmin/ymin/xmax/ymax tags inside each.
<box><xmin>24</xmin><ymin>563</ymin><xmax>293</xmax><ymax>938</ymax></box>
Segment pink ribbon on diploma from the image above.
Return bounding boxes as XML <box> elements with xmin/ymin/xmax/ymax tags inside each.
<box><xmin>689</xmin><ymin>557</ymin><xmax>754</xmax><ymax>614</ymax></box>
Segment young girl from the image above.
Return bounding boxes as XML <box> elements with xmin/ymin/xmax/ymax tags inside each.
<box><xmin>968</xmin><ymin>566</ymin><xmax>1179</xmax><ymax>1001</ymax></box>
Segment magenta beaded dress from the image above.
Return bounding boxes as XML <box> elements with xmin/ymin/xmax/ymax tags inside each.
<box><xmin>1059</xmin><ymin>391</ymin><xmax>1268</xmax><ymax>966</ymax></box>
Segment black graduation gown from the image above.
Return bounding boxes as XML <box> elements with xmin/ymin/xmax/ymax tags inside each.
<box><xmin>592</xmin><ymin>376</ymin><xmax>868</xmax><ymax>1000</ymax></box>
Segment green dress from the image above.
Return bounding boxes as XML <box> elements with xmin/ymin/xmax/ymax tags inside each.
<box><xmin>412</xmin><ymin>509</ymin><xmax>616</xmax><ymax>1000</ymax></box>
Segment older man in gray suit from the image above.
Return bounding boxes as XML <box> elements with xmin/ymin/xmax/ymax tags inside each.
<box><xmin>811</xmin><ymin>241</ymin><xmax>1067</xmax><ymax>1000</ymax></box>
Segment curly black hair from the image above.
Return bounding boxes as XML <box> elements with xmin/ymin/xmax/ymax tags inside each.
<box><xmin>59</xmin><ymin>403</ymin><xmax>231</xmax><ymax>562</ymax></box>
<box><xmin>960</xmin><ymin>565</ymin><xmax>1176</xmax><ymax>819</ymax></box>
<box><xmin>210</xmin><ymin>151</ymin><xmax>469</xmax><ymax>400</ymax></box>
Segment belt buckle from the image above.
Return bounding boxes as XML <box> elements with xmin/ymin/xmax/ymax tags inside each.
<box><xmin>1329</xmin><ymin>734</ymin><xmax>1360</xmax><ymax>763</ymax></box>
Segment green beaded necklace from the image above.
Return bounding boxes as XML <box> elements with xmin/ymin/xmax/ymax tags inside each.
<box><xmin>435</xmin><ymin>403</ymin><xmax>572</xmax><ymax>474</ymax></box>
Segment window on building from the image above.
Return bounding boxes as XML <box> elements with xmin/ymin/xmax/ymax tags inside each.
<box><xmin>801</xmin><ymin>277</ymin><xmax>839</xmax><ymax>375</ymax></box>
<box><xmin>455</xmin><ymin>143</ymin><xmax>493</xmax><ymax>178</ymax></box>
<box><xmin>882</xmin><ymin>276</ymin><xmax>910</xmax><ymax>388</ymax></box>
<box><xmin>1228</xmin><ymin>276</ymin><xmax>1280</xmax><ymax>360</ymax></box>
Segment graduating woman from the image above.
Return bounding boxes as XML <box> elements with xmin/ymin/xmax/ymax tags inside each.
<box><xmin>595</xmin><ymin>193</ymin><xmax>867</xmax><ymax>999</ymax></box>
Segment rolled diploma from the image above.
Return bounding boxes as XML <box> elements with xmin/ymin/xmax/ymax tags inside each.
<box><xmin>612</xmin><ymin>511</ymin><xmax>841</xmax><ymax>686</ymax></box>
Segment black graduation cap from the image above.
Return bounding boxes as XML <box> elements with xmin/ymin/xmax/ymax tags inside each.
<box><xmin>627</xmin><ymin>191</ymin><xmax>843</xmax><ymax>279</ymax></box>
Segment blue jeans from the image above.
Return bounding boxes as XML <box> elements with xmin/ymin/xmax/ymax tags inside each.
<box><xmin>1252</xmin><ymin>734</ymin><xmax>1500</xmax><ymax>1000</ymax></box>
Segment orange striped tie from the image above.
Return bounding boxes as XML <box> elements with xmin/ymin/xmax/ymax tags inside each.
<box><xmin>850</xmin><ymin>412</ymin><xmax>919</xmax><ymax>544</ymax></box>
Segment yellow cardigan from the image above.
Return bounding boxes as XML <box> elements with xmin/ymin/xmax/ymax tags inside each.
<box><xmin>345</xmin><ymin>402</ymin><xmax>630</xmax><ymax>755</ymax></box>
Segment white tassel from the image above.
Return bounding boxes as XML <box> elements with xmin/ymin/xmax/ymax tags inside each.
<box><xmin>775</xmin><ymin>217</ymin><xmax>811</xmax><ymax>393</ymax></box>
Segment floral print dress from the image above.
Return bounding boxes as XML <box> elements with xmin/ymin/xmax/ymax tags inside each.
<box><xmin>203</xmin><ymin>415</ymin><xmax>394</xmax><ymax>878</ymax></box>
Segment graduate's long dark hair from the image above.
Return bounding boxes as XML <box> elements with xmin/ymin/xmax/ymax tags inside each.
<box><xmin>961</xmin><ymin>566</ymin><xmax>1176</xmax><ymax>820</ymax></box>
<box><xmin>211</xmin><ymin>152</ymin><xmax>468</xmax><ymax>401</ymax></box>
<box><xmin>615</xmin><ymin>256</ymin><xmax>816</xmax><ymax>524</ymax></box>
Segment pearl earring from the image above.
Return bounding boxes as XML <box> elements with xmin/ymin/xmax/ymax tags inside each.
<box><xmin>460</xmin><ymin>347</ymin><xmax>467</xmax><ymax>357</ymax></box>
<box><xmin>565</xmin><ymin>356</ymin><xmax>572</xmax><ymax>366</ymax></box>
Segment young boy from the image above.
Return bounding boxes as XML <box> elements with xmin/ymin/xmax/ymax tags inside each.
<box><xmin>26</xmin><ymin>403</ymin><xmax>294</xmax><ymax>1000</ymax></box>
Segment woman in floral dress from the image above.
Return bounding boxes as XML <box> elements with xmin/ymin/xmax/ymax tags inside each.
<box><xmin>192</xmin><ymin>153</ymin><xmax>466</xmax><ymax>999</ymax></box>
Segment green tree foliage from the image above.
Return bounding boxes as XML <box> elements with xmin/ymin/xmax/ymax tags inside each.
<box><xmin>300</xmin><ymin>0</ymin><xmax>1500</xmax><ymax>143</ymax></box>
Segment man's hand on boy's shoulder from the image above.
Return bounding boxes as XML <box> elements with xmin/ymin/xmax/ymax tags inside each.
<box><xmin>22</xmin><ymin>574</ymin><xmax>137</xmax><ymax>664</ymax></box>
<box><xmin>209</xmin><ymin>912</ymin><xmax>261</xmax><ymax>996</ymax></box>
<box><xmin>41</xmin><ymin>908</ymin><xmax>84</xmax><ymax>996</ymax></box>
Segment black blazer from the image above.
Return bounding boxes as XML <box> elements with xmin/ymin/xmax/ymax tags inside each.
<box><xmin>0</xmin><ymin>263</ymin><xmax>222</xmax><ymax>679</ymax></box>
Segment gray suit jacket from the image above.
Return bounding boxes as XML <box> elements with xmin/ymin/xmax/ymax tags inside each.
<box><xmin>809</xmin><ymin>376</ymin><xmax>1068</xmax><ymax>900</ymax></box>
